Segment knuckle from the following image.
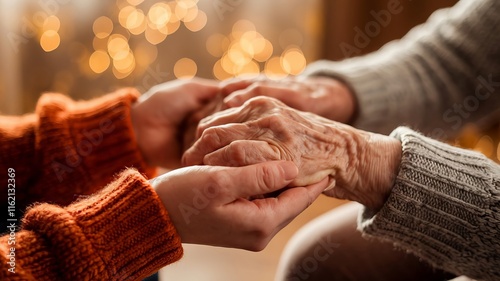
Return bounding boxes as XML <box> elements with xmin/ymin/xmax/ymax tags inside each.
<box><xmin>257</xmin><ymin>164</ymin><xmax>280</xmax><ymax>190</ymax></box>
<box><xmin>251</xmin><ymin>84</ymin><xmax>266</xmax><ymax>95</ymax></box>
<box><xmin>263</xmin><ymin>114</ymin><xmax>289</xmax><ymax>132</ymax></box>
<box><xmin>226</xmin><ymin>142</ymin><xmax>247</xmax><ymax>165</ymax></box>
<box><xmin>246</xmin><ymin>240</ymin><xmax>267</xmax><ymax>252</ymax></box>
<box><xmin>200</xmin><ymin>127</ymin><xmax>222</xmax><ymax>146</ymax></box>
<box><xmin>246</xmin><ymin>96</ymin><xmax>272</xmax><ymax>109</ymax></box>
<box><xmin>196</xmin><ymin>116</ymin><xmax>215</xmax><ymax>138</ymax></box>
<box><xmin>196</xmin><ymin>125</ymin><xmax>207</xmax><ymax>139</ymax></box>
<box><xmin>206</xmin><ymin>170</ymin><xmax>231</xmax><ymax>195</ymax></box>
<box><xmin>266</xmin><ymin>114</ymin><xmax>284</xmax><ymax>125</ymax></box>
<box><xmin>203</xmin><ymin>153</ymin><xmax>217</xmax><ymax>165</ymax></box>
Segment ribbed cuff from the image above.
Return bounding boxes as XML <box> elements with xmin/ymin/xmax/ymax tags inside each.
<box><xmin>357</xmin><ymin>127</ymin><xmax>499</xmax><ymax>279</ymax></box>
<box><xmin>36</xmin><ymin>89</ymin><xmax>156</xmax><ymax>202</ymax></box>
<box><xmin>68</xmin><ymin>169</ymin><xmax>182</xmax><ymax>279</ymax></box>
<box><xmin>304</xmin><ymin>60</ymin><xmax>410</xmax><ymax>134</ymax></box>
<box><xmin>23</xmin><ymin>169</ymin><xmax>182</xmax><ymax>280</ymax></box>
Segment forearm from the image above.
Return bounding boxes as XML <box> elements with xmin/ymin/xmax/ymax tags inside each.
<box><xmin>0</xmin><ymin>169</ymin><xmax>182</xmax><ymax>280</ymax></box>
<box><xmin>359</xmin><ymin>127</ymin><xmax>500</xmax><ymax>280</ymax></box>
<box><xmin>305</xmin><ymin>0</ymin><xmax>500</xmax><ymax>136</ymax></box>
<box><xmin>0</xmin><ymin>89</ymin><xmax>155</xmax><ymax>211</ymax></box>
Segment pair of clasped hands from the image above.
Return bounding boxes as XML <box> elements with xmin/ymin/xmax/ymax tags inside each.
<box><xmin>131</xmin><ymin>76</ymin><xmax>401</xmax><ymax>251</ymax></box>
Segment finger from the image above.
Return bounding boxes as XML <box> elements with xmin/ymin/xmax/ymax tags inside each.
<box><xmin>182</xmin><ymin>123</ymin><xmax>252</xmax><ymax>165</ymax></box>
<box><xmin>225</xmin><ymin>161</ymin><xmax>299</xmax><ymax>199</ymax></box>
<box><xmin>188</xmin><ymin>78</ymin><xmax>222</xmax><ymax>102</ymax></box>
<box><xmin>261</xmin><ymin>177</ymin><xmax>328</xmax><ymax>226</ymax></box>
<box><xmin>220</xmin><ymin>79</ymin><xmax>254</xmax><ymax>96</ymax></box>
<box><xmin>224</xmin><ymin>85</ymin><xmax>299</xmax><ymax>108</ymax></box>
<box><xmin>220</xmin><ymin>75</ymin><xmax>267</xmax><ymax>96</ymax></box>
<box><xmin>203</xmin><ymin>140</ymin><xmax>280</xmax><ymax>167</ymax></box>
<box><xmin>197</xmin><ymin>96</ymin><xmax>284</xmax><ymax>139</ymax></box>
<box><xmin>195</xmin><ymin>106</ymin><xmax>242</xmax><ymax>139</ymax></box>
<box><xmin>188</xmin><ymin>94</ymin><xmax>229</xmax><ymax>125</ymax></box>
<box><xmin>226</xmin><ymin>177</ymin><xmax>328</xmax><ymax>242</ymax></box>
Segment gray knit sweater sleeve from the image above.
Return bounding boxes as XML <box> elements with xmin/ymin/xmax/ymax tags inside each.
<box><xmin>304</xmin><ymin>0</ymin><xmax>500</xmax><ymax>137</ymax></box>
<box><xmin>358</xmin><ymin>127</ymin><xmax>500</xmax><ymax>280</ymax></box>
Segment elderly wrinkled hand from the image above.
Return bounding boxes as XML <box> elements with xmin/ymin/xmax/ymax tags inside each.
<box><xmin>220</xmin><ymin>75</ymin><xmax>356</xmax><ymax>123</ymax></box>
<box><xmin>182</xmin><ymin>97</ymin><xmax>402</xmax><ymax>210</ymax></box>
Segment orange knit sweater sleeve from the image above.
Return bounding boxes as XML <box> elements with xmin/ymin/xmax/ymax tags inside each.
<box><xmin>0</xmin><ymin>90</ymin><xmax>183</xmax><ymax>280</ymax></box>
<box><xmin>0</xmin><ymin>88</ymin><xmax>155</xmax><ymax>212</ymax></box>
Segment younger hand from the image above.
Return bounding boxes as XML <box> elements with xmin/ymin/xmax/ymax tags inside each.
<box><xmin>153</xmin><ymin>161</ymin><xmax>327</xmax><ymax>250</ymax></box>
<box><xmin>131</xmin><ymin>78</ymin><xmax>220</xmax><ymax>168</ymax></box>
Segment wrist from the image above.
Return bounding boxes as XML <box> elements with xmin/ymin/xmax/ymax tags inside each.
<box><xmin>359</xmin><ymin>132</ymin><xmax>402</xmax><ymax>210</ymax></box>
<box><xmin>322</xmin><ymin>125</ymin><xmax>402</xmax><ymax>210</ymax></box>
<box><xmin>130</xmin><ymin>101</ymin><xmax>151</xmax><ymax>166</ymax></box>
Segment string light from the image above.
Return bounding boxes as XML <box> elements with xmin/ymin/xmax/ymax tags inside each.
<box><xmin>40</xmin><ymin>30</ymin><xmax>60</xmax><ymax>52</ymax></box>
<box><xmin>127</xmin><ymin>0</ymin><xmax>145</xmax><ymax>6</ymax></box>
<box><xmin>209</xmin><ymin>19</ymin><xmax>307</xmax><ymax>80</ymax></box>
<box><xmin>264</xmin><ymin>57</ymin><xmax>287</xmax><ymax>79</ymax></box>
<box><xmin>43</xmin><ymin>15</ymin><xmax>60</xmax><ymax>33</ymax></box>
<box><xmin>206</xmin><ymin>33</ymin><xmax>229</xmax><ymax>57</ymax></box>
<box><xmin>281</xmin><ymin>47</ymin><xmax>307</xmax><ymax>75</ymax></box>
<box><xmin>474</xmin><ymin>135</ymin><xmax>494</xmax><ymax>158</ymax></box>
<box><xmin>89</xmin><ymin>50</ymin><xmax>110</xmax><ymax>73</ymax></box>
<box><xmin>497</xmin><ymin>142</ymin><xmax>500</xmax><ymax>162</ymax></box>
<box><xmin>174</xmin><ymin>58</ymin><xmax>197</xmax><ymax>79</ymax></box>
<box><xmin>148</xmin><ymin>3</ymin><xmax>171</xmax><ymax>28</ymax></box>
<box><xmin>40</xmin><ymin>15</ymin><xmax>61</xmax><ymax>52</ymax></box>
<box><xmin>93</xmin><ymin>16</ymin><xmax>114</xmax><ymax>39</ymax></box>
<box><xmin>184</xmin><ymin>10</ymin><xmax>207</xmax><ymax>32</ymax></box>
<box><xmin>86</xmin><ymin>0</ymin><xmax>207</xmax><ymax>78</ymax></box>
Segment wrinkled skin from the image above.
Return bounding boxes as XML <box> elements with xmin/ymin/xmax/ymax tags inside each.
<box><xmin>220</xmin><ymin>76</ymin><xmax>356</xmax><ymax>123</ymax></box>
<box><xmin>183</xmin><ymin>97</ymin><xmax>402</xmax><ymax>210</ymax></box>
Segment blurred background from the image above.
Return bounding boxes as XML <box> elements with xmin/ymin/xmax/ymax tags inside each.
<box><xmin>1</xmin><ymin>0</ymin><xmax>499</xmax><ymax>280</ymax></box>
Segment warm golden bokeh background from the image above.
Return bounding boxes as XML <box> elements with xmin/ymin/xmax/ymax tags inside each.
<box><xmin>0</xmin><ymin>0</ymin><xmax>321</xmax><ymax>114</ymax></box>
<box><xmin>0</xmin><ymin>1</ymin><xmax>498</xmax><ymax>280</ymax></box>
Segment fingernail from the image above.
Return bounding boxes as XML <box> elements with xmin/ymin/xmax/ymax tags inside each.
<box><xmin>280</xmin><ymin>161</ymin><xmax>298</xmax><ymax>181</ymax></box>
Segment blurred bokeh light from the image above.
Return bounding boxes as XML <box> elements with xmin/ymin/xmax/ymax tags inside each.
<box><xmin>0</xmin><ymin>0</ymin><xmax>498</xmax><ymax>163</ymax></box>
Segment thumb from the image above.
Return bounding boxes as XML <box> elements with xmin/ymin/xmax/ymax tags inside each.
<box><xmin>228</xmin><ymin>161</ymin><xmax>298</xmax><ymax>198</ymax></box>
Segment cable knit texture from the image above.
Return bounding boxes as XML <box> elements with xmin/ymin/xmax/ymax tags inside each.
<box><xmin>0</xmin><ymin>90</ymin><xmax>183</xmax><ymax>280</ymax></box>
<box><xmin>304</xmin><ymin>0</ymin><xmax>500</xmax><ymax>137</ymax></box>
<box><xmin>358</xmin><ymin>127</ymin><xmax>500</xmax><ymax>280</ymax></box>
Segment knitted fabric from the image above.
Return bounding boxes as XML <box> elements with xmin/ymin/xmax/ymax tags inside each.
<box><xmin>0</xmin><ymin>90</ymin><xmax>183</xmax><ymax>280</ymax></box>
